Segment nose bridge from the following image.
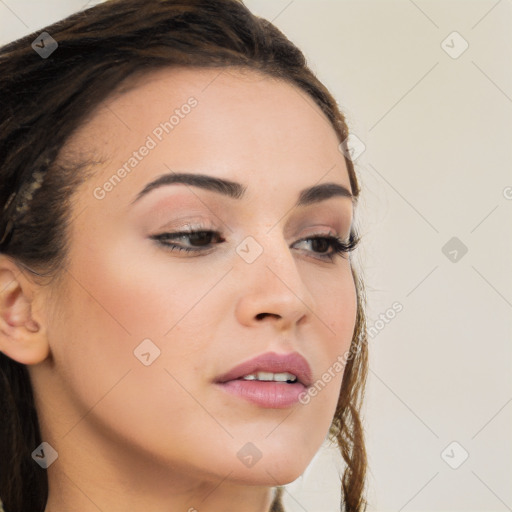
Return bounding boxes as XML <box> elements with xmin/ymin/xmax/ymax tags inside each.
<box><xmin>234</xmin><ymin>229</ymin><xmax>315</xmax><ymax>325</ymax></box>
<box><xmin>242</xmin><ymin>230</ymin><xmax>299</xmax><ymax>288</ymax></box>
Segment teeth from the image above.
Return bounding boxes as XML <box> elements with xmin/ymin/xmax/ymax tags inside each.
<box><xmin>241</xmin><ymin>371</ymin><xmax>297</xmax><ymax>383</ymax></box>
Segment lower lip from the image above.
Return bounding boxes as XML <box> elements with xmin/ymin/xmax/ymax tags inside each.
<box><xmin>216</xmin><ymin>380</ymin><xmax>307</xmax><ymax>408</ymax></box>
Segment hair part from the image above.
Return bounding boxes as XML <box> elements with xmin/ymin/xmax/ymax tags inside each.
<box><xmin>0</xmin><ymin>1</ymin><xmax>367</xmax><ymax>510</ymax></box>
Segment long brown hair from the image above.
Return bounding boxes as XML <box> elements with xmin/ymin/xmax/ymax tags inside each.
<box><xmin>0</xmin><ymin>1</ymin><xmax>368</xmax><ymax>510</ymax></box>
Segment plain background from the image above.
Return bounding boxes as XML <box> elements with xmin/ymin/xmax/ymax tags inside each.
<box><xmin>1</xmin><ymin>1</ymin><xmax>511</xmax><ymax>510</ymax></box>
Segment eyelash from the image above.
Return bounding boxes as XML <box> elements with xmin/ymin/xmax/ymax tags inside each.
<box><xmin>150</xmin><ymin>230</ymin><xmax>359</xmax><ymax>262</ymax></box>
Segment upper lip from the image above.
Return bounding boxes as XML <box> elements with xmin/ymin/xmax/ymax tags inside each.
<box><xmin>214</xmin><ymin>351</ymin><xmax>313</xmax><ymax>387</ymax></box>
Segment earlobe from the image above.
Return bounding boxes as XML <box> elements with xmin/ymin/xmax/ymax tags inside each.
<box><xmin>0</xmin><ymin>257</ymin><xmax>49</xmax><ymax>365</ymax></box>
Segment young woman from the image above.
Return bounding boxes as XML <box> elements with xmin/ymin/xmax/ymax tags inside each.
<box><xmin>0</xmin><ymin>1</ymin><xmax>368</xmax><ymax>511</ymax></box>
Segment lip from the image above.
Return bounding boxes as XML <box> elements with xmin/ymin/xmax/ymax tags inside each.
<box><xmin>214</xmin><ymin>351</ymin><xmax>313</xmax><ymax>408</ymax></box>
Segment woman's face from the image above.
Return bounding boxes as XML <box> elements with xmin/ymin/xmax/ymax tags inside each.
<box><xmin>34</xmin><ymin>67</ymin><xmax>357</xmax><ymax>489</ymax></box>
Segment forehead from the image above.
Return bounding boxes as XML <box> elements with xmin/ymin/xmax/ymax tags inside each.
<box><xmin>67</xmin><ymin>66</ymin><xmax>350</xmax><ymax>201</ymax></box>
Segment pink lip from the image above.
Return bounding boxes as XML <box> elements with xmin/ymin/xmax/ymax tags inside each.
<box><xmin>214</xmin><ymin>351</ymin><xmax>313</xmax><ymax>409</ymax></box>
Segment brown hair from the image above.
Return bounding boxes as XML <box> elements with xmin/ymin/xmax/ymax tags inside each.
<box><xmin>0</xmin><ymin>1</ymin><xmax>368</xmax><ymax>510</ymax></box>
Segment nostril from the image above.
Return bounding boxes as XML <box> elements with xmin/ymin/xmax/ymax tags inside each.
<box><xmin>255</xmin><ymin>312</ymin><xmax>279</xmax><ymax>321</ymax></box>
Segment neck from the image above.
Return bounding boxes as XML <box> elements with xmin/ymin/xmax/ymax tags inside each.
<box><xmin>44</xmin><ymin>462</ymin><xmax>277</xmax><ymax>512</ymax></box>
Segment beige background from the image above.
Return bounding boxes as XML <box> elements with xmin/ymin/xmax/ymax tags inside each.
<box><xmin>1</xmin><ymin>1</ymin><xmax>511</xmax><ymax>510</ymax></box>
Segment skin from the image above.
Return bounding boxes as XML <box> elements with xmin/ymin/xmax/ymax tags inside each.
<box><xmin>0</xmin><ymin>67</ymin><xmax>357</xmax><ymax>512</ymax></box>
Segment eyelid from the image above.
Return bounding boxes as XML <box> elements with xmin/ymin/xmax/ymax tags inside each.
<box><xmin>155</xmin><ymin>220</ymin><xmax>216</xmax><ymax>232</ymax></box>
<box><xmin>292</xmin><ymin>225</ymin><xmax>344</xmax><ymax>242</ymax></box>
<box><xmin>149</xmin><ymin>229</ymin><xmax>222</xmax><ymax>256</ymax></box>
<box><xmin>293</xmin><ymin>231</ymin><xmax>358</xmax><ymax>254</ymax></box>
<box><xmin>286</xmin><ymin>206</ymin><xmax>351</xmax><ymax>229</ymax></box>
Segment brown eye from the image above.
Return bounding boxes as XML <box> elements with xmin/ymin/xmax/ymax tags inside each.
<box><xmin>292</xmin><ymin>233</ymin><xmax>359</xmax><ymax>262</ymax></box>
<box><xmin>310</xmin><ymin>237</ymin><xmax>330</xmax><ymax>253</ymax></box>
<box><xmin>150</xmin><ymin>230</ymin><xmax>224</xmax><ymax>255</ymax></box>
<box><xmin>187</xmin><ymin>231</ymin><xmax>216</xmax><ymax>246</ymax></box>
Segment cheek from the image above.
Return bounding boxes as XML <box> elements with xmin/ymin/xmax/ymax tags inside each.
<box><xmin>46</xmin><ymin>247</ymin><xmax>231</xmax><ymax>468</ymax></box>
<box><xmin>306</xmin><ymin>263</ymin><xmax>358</xmax><ymax>353</ymax></box>
<box><xmin>287</xmin><ymin>264</ymin><xmax>357</xmax><ymax>420</ymax></box>
<box><xmin>65</xmin><ymin>230</ymin><xmax>227</xmax><ymax>338</ymax></box>
<box><xmin>49</xmin><ymin>236</ymin><xmax>225</xmax><ymax>415</ymax></box>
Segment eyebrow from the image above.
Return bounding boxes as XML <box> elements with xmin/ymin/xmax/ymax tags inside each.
<box><xmin>131</xmin><ymin>172</ymin><xmax>353</xmax><ymax>207</ymax></box>
<box><xmin>132</xmin><ymin>172</ymin><xmax>245</xmax><ymax>204</ymax></box>
<box><xmin>297</xmin><ymin>181</ymin><xmax>353</xmax><ymax>206</ymax></box>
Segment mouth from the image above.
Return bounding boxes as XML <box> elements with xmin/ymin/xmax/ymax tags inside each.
<box><xmin>214</xmin><ymin>351</ymin><xmax>312</xmax><ymax>408</ymax></box>
<box><xmin>236</xmin><ymin>371</ymin><xmax>299</xmax><ymax>383</ymax></box>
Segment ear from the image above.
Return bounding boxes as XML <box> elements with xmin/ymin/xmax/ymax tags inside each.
<box><xmin>0</xmin><ymin>255</ymin><xmax>49</xmax><ymax>365</ymax></box>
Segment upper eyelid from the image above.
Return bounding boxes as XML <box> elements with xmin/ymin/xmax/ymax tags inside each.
<box><xmin>156</xmin><ymin>218</ymin><xmax>216</xmax><ymax>230</ymax></box>
<box><xmin>149</xmin><ymin>203</ymin><xmax>350</xmax><ymax>231</ymax></box>
<box><xmin>156</xmin><ymin>228</ymin><xmax>345</xmax><ymax>238</ymax></box>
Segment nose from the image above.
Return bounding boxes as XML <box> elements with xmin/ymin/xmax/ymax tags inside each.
<box><xmin>234</xmin><ymin>236</ymin><xmax>315</xmax><ymax>332</ymax></box>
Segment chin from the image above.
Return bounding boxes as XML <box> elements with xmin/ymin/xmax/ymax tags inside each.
<box><xmin>226</xmin><ymin>452</ymin><xmax>315</xmax><ymax>487</ymax></box>
<box><xmin>238</xmin><ymin>467</ymin><xmax>308</xmax><ymax>488</ymax></box>
<box><xmin>265</xmin><ymin>466</ymin><xmax>307</xmax><ymax>486</ymax></box>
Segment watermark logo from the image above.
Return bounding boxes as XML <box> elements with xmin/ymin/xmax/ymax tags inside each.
<box><xmin>338</xmin><ymin>134</ymin><xmax>366</xmax><ymax>162</ymax></box>
<box><xmin>441</xmin><ymin>441</ymin><xmax>469</xmax><ymax>469</ymax></box>
<box><xmin>151</xmin><ymin>97</ymin><xmax>198</xmax><ymax>141</ymax></box>
<box><xmin>367</xmin><ymin>301</ymin><xmax>403</xmax><ymax>339</ymax></box>
<box><xmin>32</xmin><ymin>441</ymin><xmax>59</xmax><ymax>469</ymax></box>
<box><xmin>93</xmin><ymin>97</ymin><xmax>198</xmax><ymax>200</ymax></box>
<box><xmin>236</xmin><ymin>236</ymin><xmax>263</xmax><ymax>264</ymax></box>
<box><xmin>237</xmin><ymin>442</ymin><xmax>262</xmax><ymax>468</ymax></box>
<box><xmin>442</xmin><ymin>236</ymin><xmax>468</xmax><ymax>263</ymax></box>
<box><xmin>134</xmin><ymin>338</ymin><xmax>161</xmax><ymax>366</ymax></box>
<box><xmin>31</xmin><ymin>32</ymin><xmax>58</xmax><ymax>59</ymax></box>
<box><xmin>299</xmin><ymin>302</ymin><xmax>403</xmax><ymax>404</ymax></box>
<box><xmin>441</xmin><ymin>31</ymin><xmax>469</xmax><ymax>59</ymax></box>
